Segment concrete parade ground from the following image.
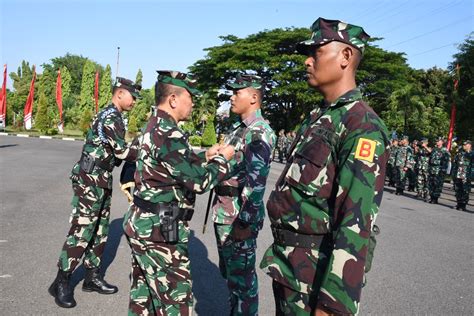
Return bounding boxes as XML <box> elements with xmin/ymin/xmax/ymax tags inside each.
<box><xmin>0</xmin><ymin>134</ymin><xmax>473</xmax><ymax>315</ymax></box>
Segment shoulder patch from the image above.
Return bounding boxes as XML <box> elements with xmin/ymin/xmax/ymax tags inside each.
<box><xmin>354</xmin><ymin>138</ymin><xmax>376</xmax><ymax>162</ymax></box>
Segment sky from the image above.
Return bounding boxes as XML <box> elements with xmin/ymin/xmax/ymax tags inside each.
<box><xmin>1</xmin><ymin>0</ymin><xmax>473</xmax><ymax>90</ymax></box>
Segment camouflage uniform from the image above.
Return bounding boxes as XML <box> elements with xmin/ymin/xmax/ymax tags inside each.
<box><xmin>407</xmin><ymin>143</ymin><xmax>418</xmax><ymax>191</ymax></box>
<box><xmin>394</xmin><ymin>141</ymin><xmax>413</xmax><ymax>195</ymax></box>
<box><xmin>58</xmin><ymin>103</ymin><xmax>138</xmax><ymax>273</ymax></box>
<box><xmin>212</xmin><ymin>79</ymin><xmax>276</xmax><ymax>316</ymax></box>
<box><xmin>386</xmin><ymin>143</ymin><xmax>398</xmax><ymax>186</ymax></box>
<box><xmin>428</xmin><ymin>145</ymin><xmax>450</xmax><ymax>203</ymax></box>
<box><xmin>451</xmin><ymin>144</ymin><xmax>472</xmax><ymax>210</ymax></box>
<box><xmin>416</xmin><ymin>146</ymin><xmax>430</xmax><ymax>200</ymax></box>
<box><xmin>123</xmin><ymin>72</ymin><xmax>231</xmax><ymax>316</ymax></box>
<box><xmin>260</xmin><ymin>18</ymin><xmax>389</xmax><ymax>316</ymax></box>
<box><xmin>276</xmin><ymin>132</ymin><xmax>287</xmax><ymax>162</ymax></box>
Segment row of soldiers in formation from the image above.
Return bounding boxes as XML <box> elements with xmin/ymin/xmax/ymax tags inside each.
<box><xmin>273</xmin><ymin>129</ymin><xmax>296</xmax><ymax>163</ymax></box>
<box><xmin>386</xmin><ymin>136</ymin><xmax>473</xmax><ymax>211</ymax></box>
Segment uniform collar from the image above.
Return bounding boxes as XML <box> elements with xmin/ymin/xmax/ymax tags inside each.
<box><xmin>156</xmin><ymin>109</ymin><xmax>177</xmax><ymax>125</ymax></box>
<box><xmin>232</xmin><ymin>108</ymin><xmax>263</xmax><ymax>128</ymax></box>
<box><xmin>308</xmin><ymin>88</ymin><xmax>363</xmax><ymax>124</ymax></box>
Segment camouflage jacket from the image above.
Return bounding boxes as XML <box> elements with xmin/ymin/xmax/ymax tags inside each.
<box><xmin>394</xmin><ymin>145</ymin><xmax>413</xmax><ymax>169</ymax></box>
<box><xmin>277</xmin><ymin>135</ymin><xmax>287</xmax><ymax>150</ymax></box>
<box><xmin>387</xmin><ymin>145</ymin><xmax>398</xmax><ymax>165</ymax></box>
<box><xmin>415</xmin><ymin>147</ymin><xmax>430</xmax><ymax>173</ymax></box>
<box><xmin>429</xmin><ymin>147</ymin><xmax>450</xmax><ymax>175</ymax></box>
<box><xmin>212</xmin><ymin>109</ymin><xmax>276</xmax><ymax>225</ymax></box>
<box><xmin>71</xmin><ymin>103</ymin><xmax>138</xmax><ymax>189</ymax></box>
<box><xmin>260</xmin><ymin>89</ymin><xmax>390</xmax><ymax>315</ymax></box>
<box><xmin>452</xmin><ymin>149</ymin><xmax>473</xmax><ymax>181</ymax></box>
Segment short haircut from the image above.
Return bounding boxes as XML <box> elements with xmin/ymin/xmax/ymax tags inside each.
<box><xmin>155</xmin><ymin>82</ymin><xmax>185</xmax><ymax>105</ymax></box>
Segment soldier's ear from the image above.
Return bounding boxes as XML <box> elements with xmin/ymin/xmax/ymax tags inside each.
<box><xmin>169</xmin><ymin>94</ymin><xmax>177</xmax><ymax>108</ymax></box>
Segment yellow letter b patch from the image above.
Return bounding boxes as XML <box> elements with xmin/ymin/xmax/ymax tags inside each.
<box><xmin>354</xmin><ymin>138</ymin><xmax>376</xmax><ymax>162</ymax></box>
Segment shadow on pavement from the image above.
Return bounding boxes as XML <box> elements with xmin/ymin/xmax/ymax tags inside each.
<box><xmin>189</xmin><ymin>230</ymin><xmax>229</xmax><ymax>315</ymax></box>
<box><xmin>0</xmin><ymin>144</ymin><xmax>18</xmax><ymax>148</ymax></box>
<box><xmin>70</xmin><ymin>217</ymin><xmax>124</xmax><ymax>288</ymax></box>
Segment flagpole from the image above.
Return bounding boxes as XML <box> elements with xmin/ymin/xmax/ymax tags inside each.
<box><xmin>116</xmin><ymin>46</ymin><xmax>120</xmax><ymax>78</ymax></box>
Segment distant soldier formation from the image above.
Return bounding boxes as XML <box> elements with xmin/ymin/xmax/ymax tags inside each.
<box><xmin>386</xmin><ymin>136</ymin><xmax>472</xmax><ymax>210</ymax></box>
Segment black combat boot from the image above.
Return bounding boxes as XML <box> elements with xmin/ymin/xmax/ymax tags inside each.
<box><xmin>429</xmin><ymin>197</ymin><xmax>438</xmax><ymax>204</ymax></box>
<box><xmin>82</xmin><ymin>267</ymin><xmax>118</xmax><ymax>294</ymax></box>
<box><xmin>455</xmin><ymin>203</ymin><xmax>461</xmax><ymax>210</ymax></box>
<box><xmin>459</xmin><ymin>203</ymin><xmax>467</xmax><ymax>211</ymax></box>
<box><xmin>48</xmin><ymin>269</ymin><xmax>77</xmax><ymax>308</ymax></box>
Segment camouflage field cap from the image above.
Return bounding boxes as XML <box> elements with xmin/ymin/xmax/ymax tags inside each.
<box><xmin>436</xmin><ymin>136</ymin><xmax>446</xmax><ymax>143</ymax></box>
<box><xmin>420</xmin><ymin>137</ymin><xmax>428</xmax><ymax>143</ymax></box>
<box><xmin>114</xmin><ymin>77</ymin><xmax>142</xmax><ymax>99</ymax></box>
<box><xmin>296</xmin><ymin>17</ymin><xmax>370</xmax><ymax>55</ymax></box>
<box><xmin>402</xmin><ymin>135</ymin><xmax>409</xmax><ymax>141</ymax></box>
<box><xmin>463</xmin><ymin>140</ymin><xmax>472</xmax><ymax>145</ymax></box>
<box><xmin>157</xmin><ymin>70</ymin><xmax>201</xmax><ymax>96</ymax></box>
<box><xmin>225</xmin><ymin>74</ymin><xmax>263</xmax><ymax>90</ymax></box>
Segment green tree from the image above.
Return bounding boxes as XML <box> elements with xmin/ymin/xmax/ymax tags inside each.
<box><xmin>35</xmin><ymin>91</ymin><xmax>49</xmax><ymax>133</ymax></box>
<box><xmin>79</xmin><ymin>108</ymin><xmax>93</xmax><ymax>136</ymax></box>
<box><xmin>135</xmin><ymin>69</ymin><xmax>143</xmax><ymax>86</ymax></box>
<box><xmin>128</xmin><ymin>114</ymin><xmax>139</xmax><ymax>133</ymax></box>
<box><xmin>449</xmin><ymin>33</ymin><xmax>474</xmax><ymax>139</ymax></box>
<box><xmin>99</xmin><ymin>64</ymin><xmax>112</xmax><ymax>109</ymax></box>
<box><xmin>9</xmin><ymin>61</ymin><xmax>36</xmax><ymax>118</ymax></box>
<box><xmin>79</xmin><ymin>60</ymin><xmax>97</xmax><ymax>111</ymax></box>
<box><xmin>129</xmin><ymin>87</ymin><xmax>154</xmax><ymax>129</ymax></box>
<box><xmin>201</xmin><ymin>115</ymin><xmax>217</xmax><ymax>147</ymax></box>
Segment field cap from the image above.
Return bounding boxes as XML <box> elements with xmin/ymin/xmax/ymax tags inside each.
<box><xmin>296</xmin><ymin>17</ymin><xmax>370</xmax><ymax>55</ymax></box>
<box><xmin>157</xmin><ymin>70</ymin><xmax>201</xmax><ymax>96</ymax></box>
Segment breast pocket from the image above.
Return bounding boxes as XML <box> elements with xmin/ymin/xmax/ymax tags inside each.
<box><xmin>285</xmin><ymin>137</ymin><xmax>332</xmax><ymax>197</ymax></box>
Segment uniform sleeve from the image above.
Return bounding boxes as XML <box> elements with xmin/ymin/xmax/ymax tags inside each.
<box><xmin>103</xmin><ymin>114</ymin><xmax>139</xmax><ymax>162</ymax></box>
<box><xmin>317</xmin><ymin>123</ymin><xmax>389</xmax><ymax>315</ymax></box>
<box><xmin>158</xmin><ymin>129</ymin><xmax>230</xmax><ymax>194</ymax></box>
<box><xmin>238</xmin><ymin>134</ymin><xmax>273</xmax><ymax>223</ymax></box>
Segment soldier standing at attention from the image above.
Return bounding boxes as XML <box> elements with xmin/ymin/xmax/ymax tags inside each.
<box><xmin>416</xmin><ymin>138</ymin><xmax>431</xmax><ymax>201</ymax></box>
<box><xmin>49</xmin><ymin>77</ymin><xmax>142</xmax><ymax>308</ymax></box>
<box><xmin>276</xmin><ymin>129</ymin><xmax>287</xmax><ymax>163</ymax></box>
<box><xmin>259</xmin><ymin>18</ymin><xmax>390</xmax><ymax>315</ymax></box>
<box><xmin>212</xmin><ymin>74</ymin><xmax>276</xmax><ymax>315</ymax></box>
<box><xmin>428</xmin><ymin>137</ymin><xmax>450</xmax><ymax>204</ymax></box>
<box><xmin>123</xmin><ymin>71</ymin><xmax>234</xmax><ymax>315</ymax></box>
<box><xmin>407</xmin><ymin>140</ymin><xmax>418</xmax><ymax>192</ymax></box>
<box><xmin>452</xmin><ymin>140</ymin><xmax>472</xmax><ymax>211</ymax></box>
<box><xmin>387</xmin><ymin>138</ymin><xmax>399</xmax><ymax>186</ymax></box>
<box><xmin>394</xmin><ymin>136</ymin><xmax>413</xmax><ymax>195</ymax></box>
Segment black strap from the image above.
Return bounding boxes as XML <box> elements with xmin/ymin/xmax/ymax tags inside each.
<box><xmin>271</xmin><ymin>225</ymin><xmax>327</xmax><ymax>248</ymax></box>
<box><xmin>79</xmin><ymin>153</ymin><xmax>114</xmax><ymax>172</ymax></box>
<box><xmin>133</xmin><ymin>196</ymin><xmax>194</xmax><ymax>221</ymax></box>
<box><xmin>215</xmin><ymin>186</ymin><xmax>241</xmax><ymax>197</ymax></box>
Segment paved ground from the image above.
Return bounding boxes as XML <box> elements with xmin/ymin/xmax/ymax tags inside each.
<box><xmin>1</xmin><ymin>135</ymin><xmax>473</xmax><ymax>315</ymax></box>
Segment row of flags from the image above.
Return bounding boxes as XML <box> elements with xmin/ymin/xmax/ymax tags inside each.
<box><xmin>0</xmin><ymin>64</ymin><xmax>100</xmax><ymax>131</ymax></box>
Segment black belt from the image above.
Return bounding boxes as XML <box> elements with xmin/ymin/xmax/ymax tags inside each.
<box><xmin>215</xmin><ymin>186</ymin><xmax>241</xmax><ymax>197</ymax></box>
<box><xmin>271</xmin><ymin>226</ymin><xmax>327</xmax><ymax>248</ymax></box>
<box><xmin>133</xmin><ymin>196</ymin><xmax>194</xmax><ymax>221</ymax></box>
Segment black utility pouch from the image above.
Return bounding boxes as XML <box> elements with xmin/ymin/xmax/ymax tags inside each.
<box><xmin>159</xmin><ymin>205</ymin><xmax>180</xmax><ymax>243</ymax></box>
<box><xmin>80</xmin><ymin>154</ymin><xmax>95</xmax><ymax>173</ymax></box>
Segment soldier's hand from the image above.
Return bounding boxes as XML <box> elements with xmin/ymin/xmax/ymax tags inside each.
<box><xmin>205</xmin><ymin>144</ymin><xmax>223</xmax><ymax>161</ymax></box>
<box><xmin>314</xmin><ymin>308</ymin><xmax>331</xmax><ymax>316</ymax></box>
<box><xmin>218</xmin><ymin>145</ymin><xmax>235</xmax><ymax>160</ymax></box>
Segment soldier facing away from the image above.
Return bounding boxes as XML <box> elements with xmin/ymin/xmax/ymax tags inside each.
<box><xmin>428</xmin><ymin>137</ymin><xmax>450</xmax><ymax>204</ymax></box>
<box><xmin>122</xmin><ymin>70</ymin><xmax>234</xmax><ymax>315</ymax></box>
<box><xmin>416</xmin><ymin>138</ymin><xmax>431</xmax><ymax>201</ymax></box>
<box><xmin>211</xmin><ymin>74</ymin><xmax>276</xmax><ymax>315</ymax></box>
<box><xmin>386</xmin><ymin>138</ymin><xmax>399</xmax><ymax>187</ymax></box>
<box><xmin>259</xmin><ymin>18</ymin><xmax>390</xmax><ymax>315</ymax></box>
<box><xmin>393</xmin><ymin>135</ymin><xmax>413</xmax><ymax>195</ymax></box>
<box><xmin>452</xmin><ymin>140</ymin><xmax>472</xmax><ymax>211</ymax></box>
<box><xmin>49</xmin><ymin>77</ymin><xmax>142</xmax><ymax>308</ymax></box>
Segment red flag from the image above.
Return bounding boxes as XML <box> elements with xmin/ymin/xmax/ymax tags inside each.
<box><xmin>56</xmin><ymin>69</ymin><xmax>63</xmax><ymax>133</ymax></box>
<box><xmin>0</xmin><ymin>64</ymin><xmax>7</xmax><ymax>128</ymax></box>
<box><xmin>94</xmin><ymin>71</ymin><xmax>99</xmax><ymax>113</ymax></box>
<box><xmin>23</xmin><ymin>65</ymin><xmax>36</xmax><ymax>130</ymax></box>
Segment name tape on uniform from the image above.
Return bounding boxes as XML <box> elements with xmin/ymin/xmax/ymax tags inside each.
<box><xmin>354</xmin><ymin>138</ymin><xmax>376</xmax><ymax>163</ymax></box>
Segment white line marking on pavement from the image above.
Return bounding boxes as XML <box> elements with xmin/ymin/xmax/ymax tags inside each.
<box><xmin>17</xmin><ymin>134</ymin><xmax>29</xmax><ymax>137</ymax></box>
<box><xmin>62</xmin><ymin>137</ymin><xmax>75</xmax><ymax>141</ymax></box>
<box><xmin>0</xmin><ymin>275</ymin><xmax>12</xmax><ymax>278</ymax></box>
<box><xmin>0</xmin><ymin>132</ymin><xmax>7</xmax><ymax>135</ymax></box>
<box><xmin>39</xmin><ymin>136</ymin><xmax>53</xmax><ymax>139</ymax></box>
<box><xmin>0</xmin><ymin>240</ymin><xmax>7</xmax><ymax>242</ymax></box>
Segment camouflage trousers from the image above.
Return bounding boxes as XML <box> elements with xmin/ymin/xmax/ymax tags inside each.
<box><xmin>454</xmin><ymin>179</ymin><xmax>471</xmax><ymax>204</ymax></box>
<box><xmin>57</xmin><ymin>181</ymin><xmax>111</xmax><ymax>272</ymax></box>
<box><xmin>394</xmin><ymin>167</ymin><xmax>407</xmax><ymax>191</ymax></box>
<box><xmin>214</xmin><ymin>222</ymin><xmax>259</xmax><ymax>316</ymax></box>
<box><xmin>407</xmin><ymin>169</ymin><xmax>417</xmax><ymax>190</ymax></box>
<box><xmin>126</xmin><ymin>234</ymin><xmax>192</xmax><ymax>316</ymax></box>
<box><xmin>386</xmin><ymin>164</ymin><xmax>394</xmax><ymax>185</ymax></box>
<box><xmin>428</xmin><ymin>172</ymin><xmax>445</xmax><ymax>199</ymax></box>
<box><xmin>416</xmin><ymin>169</ymin><xmax>429</xmax><ymax>197</ymax></box>
<box><xmin>272</xmin><ymin>280</ymin><xmax>317</xmax><ymax>315</ymax></box>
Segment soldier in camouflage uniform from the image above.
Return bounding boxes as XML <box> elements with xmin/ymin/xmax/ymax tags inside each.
<box><xmin>394</xmin><ymin>136</ymin><xmax>413</xmax><ymax>195</ymax></box>
<box><xmin>49</xmin><ymin>77</ymin><xmax>142</xmax><ymax>308</ymax></box>
<box><xmin>407</xmin><ymin>140</ymin><xmax>418</xmax><ymax>191</ymax></box>
<box><xmin>387</xmin><ymin>138</ymin><xmax>399</xmax><ymax>186</ymax></box>
<box><xmin>452</xmin><ymin>140</ymin><xmax>472</xmax><ymax>211</ymax></box>
<box><xmin>276</xmin><ymin>129</ymin><xmax>287</xmax><ymax>162</ymax></box>
<box><xmin>416</xmin><ymin>138</ymin><xmax>431</xmax><ymax>201</ymax></box>
<box><xmin>428</xmin><ymin>137</ymin><xmax>450</xmax><ymax>204</ymax></box>
<box><xmin>212</xmin><ymin>74</ymin><xmax>276</xmax><ymax>315</ymax></box>
<box><xmin>259</xmin><ymin>18</ymin><xmax>390</xmax><ymax>315</ymax></box>
<box><xmin>123</xmin><ymin>71</ymin><xmax>235</xmax><ymax>316</ymax></box>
